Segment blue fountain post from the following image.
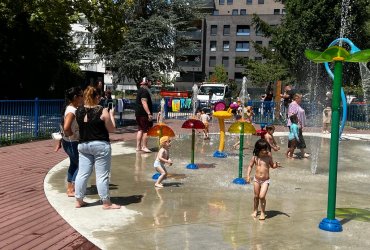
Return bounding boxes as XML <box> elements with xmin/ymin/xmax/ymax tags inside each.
<box><xmin>186</xmin><ymin>128</ymin><xmax>198</xmax><ymax>169</ymax></box>
<box><xmin>319</xmin><ymin>60</ymin><xmax>343</xmax><ymax>232</ymax></box>
<box><xmin>324</xmin><ymin>38</ymin><xmax>360</xmax><ymax>138</ymax></box>
<box><xmin>233</xmin><ymin>122</ymin><xmax>247</xmax><ymax>185</ymax></box>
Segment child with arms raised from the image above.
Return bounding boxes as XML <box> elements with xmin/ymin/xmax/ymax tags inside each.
<box><xmin>154</xmin><ymin>136</ymin><xmax>173</xmax><ymax>188</ymax></box>
<box><xmin>246</xmin><ymin>139</ymin><xmax>280</xmax><ymax>220</ymax></box>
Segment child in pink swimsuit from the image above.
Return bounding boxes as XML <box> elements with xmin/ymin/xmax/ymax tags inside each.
<box><xmin>246</xmin><ymin>139</ymin><xmax>280</xmax><ymax>220</ymax></box>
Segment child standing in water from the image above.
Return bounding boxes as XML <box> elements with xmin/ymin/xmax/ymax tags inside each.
<box><xmin>200</xmin><ymin>109</ymin><xmax>210</xmax><ymax>140</ymax></box>
<box><xmin>154</xmin><ymin>136</ymin><xmax>173</xmax><ymax>188</ymax></box>
<box><xmin>264</xmin><ymin>125</ymin><xmax>280</xmax><ymax>152</ymax></box>
<box><xmin>246</xmin><ymin>139</ymin><xmax>280</xmax><ymax>220</ymax></box>
<box><xmin>286</xmin><ymin>114</ymin><xmax>300</xmax><ymax>158</ymax></box>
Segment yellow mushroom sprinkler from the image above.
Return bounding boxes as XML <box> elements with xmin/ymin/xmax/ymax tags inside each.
<box><xmin>228</xmin><ymin>76</ymin><xmax>256</xmax><ymax>184</ymax></box>
<box><xmin>212</xmin><ymin>102</ymin><xmax>233</xmax><ymax>158</ymax></box>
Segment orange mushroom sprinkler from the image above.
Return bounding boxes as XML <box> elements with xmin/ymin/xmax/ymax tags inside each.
<box><xmin>212</xmin><ymin>102</ymin><xmax>233</xmax><ymax>158</ymax></box>
<box><xmin>181</xmin><ymin>119</ymin><xmax>205</xmax><ymax>169</ymax></box>
<box><xmin>228</xmin><ymin>120</ymin><xmax>256</xmax><ymax>185</ymax></box>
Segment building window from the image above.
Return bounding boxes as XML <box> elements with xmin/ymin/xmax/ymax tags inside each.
<box><xmin>255</xmin><ymin>28</ymin><xmax>263</xmax><ymax>36</ymax></box>
<box><xmin>223</xmin><ymin>25</ymin><xmax>230</xmax><ymax>35</ymax></box>
<box><xmin>258</xmin><ymin>0</ymin><xmax>264</xmax><ymax>4</ymax></box>
<box><xmin>222</xmin><ymin>57</ymin><xmax>229</xmax><ymax>67</ymax></box>
<box><xmin>236</xmin><ymin>41</ymin><xmax>250</xmax><ymax>52</ymax></box>
<box><xmin>223</xmin><ymin>41</ymin><xmax>230</xmax><ymax>51</ymax></box>
<box><xmin>246</xmin><ymin>0</ymin><xmax>253</xmax><ymax>4</ymax></box>
<box><xmin>240</xmin><ymin>9</ymin><xmax>247</xmax><ymax>15</ymax></box>
<box><xmin>255</xmin><ymin>56</ymin><xmax>263</xmax><ymax>61</ymax></box>
<box><xmin>235</xmin><ymin>73</ymin><xmax>244</xmax><ymax>82</ymax></box>
<box><xmin>211</xmin><ymin>25</ymin><xmax>217</xmax><ymax>36</ymax></box>
<box><xmin>213</xmin><ymin>10</ymin><xmax>219</xmax><ymax>15</ymax></box>
<box><xmin>274</xmin><ymin>9</ymin><xmax>280</xmax><ymax>15</ymax></box>
<box><xmin>209</xmin><ymin>57</ymin><xmax>216</xmax><ymax>67</ymax></box>
<box><xmin>255</xmin><ymin>40</ymin><xmax>263</xmax><ymax>45</ymax></box>
<box><xmin>282</xmin><ymin>9</ymin><xmax>286</xmax><ymax>14</ymax></box>
<box><xmin>219</xmin><ymin>0</ymin><xmax>225</xmax><ymax>4</ymax></box>
<box><xmin>232</xmin><ymin>9</ymin><xmax>238</xmax><ymax>15</ymax></box>
<box><xmin>235</xmin><ymin>57</ymin><xmax>248</xmax><ymax>67</ymax></box>
<box><xmin>210</xmin><ymin>41</ymin><xmax>217</xmax><ymax>51</ymax></box>
<box><xmin>227</xmin><ymin>0</ymin><xmax>233</xmax><ymax>5</ymax></box>
<box><xmin>237</xmin><ymin>25</ymin><xmax>250</xmax><ymax>36</ymax></box>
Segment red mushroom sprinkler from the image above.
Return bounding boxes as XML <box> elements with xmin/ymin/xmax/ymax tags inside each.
<box><xmin>181</xmin><ymin>119</ymin><xmax>205</xmax><ymax>169</ymax></box>
<box><xmin>305</xmin><ymin>45</ymin><xmax>370</xmax><ymax>232</ymax></box>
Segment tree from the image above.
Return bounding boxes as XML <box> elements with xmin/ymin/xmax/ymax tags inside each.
<box><xmin>0</xmin><ymin>0</ymin><xmax>83</xmax><ymax>99</ymax></box>
<box><xmin>252</xmin><ymin>0</ymin><xmax>370</xmax><ymax>90</ymax></box>
<box><xmin>210</xmin><ymin>65</ymin><xmax>228</xmax><ymax>83</ymax></box>
<box><xmin>81</xmin><ymin>0</ymin><xmax>203</xmax><ymax>87</ymax></box>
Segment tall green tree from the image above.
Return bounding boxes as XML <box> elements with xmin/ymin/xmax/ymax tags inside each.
<box><xmin>81</xmin><ymin>0</ymin><xmax>203</xmax><ymax>87</ymax></box>
<box><xmin>0</xmin><ymin>0</ymin><xmax>83</xmax><ymax>99</ymax></box>
<box><xmin>252</xmin><ymin>0</ymin><xmax>370</xmax><ymax>89</ymax></box>
<box><xmin>210</xmin><ymin>65</ymin><xmax>228</xmax><ymax>83</ymax></box>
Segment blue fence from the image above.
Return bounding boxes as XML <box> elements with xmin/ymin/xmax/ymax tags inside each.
<box><xmin>1</xmin><ymin>98</ymin><xmax>369</xmax><ymax>146</ymax></box>
<box><xmin>0</xmin><ymin>98</ymin><xmax>64</xmax><ymax>145</ymax></box>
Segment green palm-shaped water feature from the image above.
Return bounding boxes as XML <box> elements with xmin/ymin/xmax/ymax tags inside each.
<box><xmin>305</xmin><ymin>46</ymin><xmax>370</xmax><ymax>232</ymax></box>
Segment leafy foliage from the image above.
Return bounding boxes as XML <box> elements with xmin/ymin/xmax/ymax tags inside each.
<box><xmin>210</xmin><ymin>65</ymin><xmax>228</xmax><ymax>83</ymax></box>
<box><xmin>95</xmin><ymin>0</ymin><xmax>203</xmax><ymax>87</ymax></box>
<box><xmin>0</xmin><ymin>0</ymin><xmax>83</xmax><ymax>99</ymax></box>
<box><xmin>252</xmin><ymin>0</ymin><xmax>370</xmax><ymax>87</ymax></box>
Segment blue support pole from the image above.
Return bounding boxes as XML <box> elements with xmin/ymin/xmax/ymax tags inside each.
<box><xmin>34</xmin><ymin>97</ymin><xmax>39</xmax><ymax>138</ymax></box>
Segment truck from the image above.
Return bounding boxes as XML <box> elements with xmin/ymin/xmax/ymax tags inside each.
<box><xmin>197</xmin><ymin>83</ymin><xmax>232</xmax><ymax>108</ymax></box>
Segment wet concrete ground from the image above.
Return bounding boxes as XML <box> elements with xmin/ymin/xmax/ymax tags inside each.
<box><xmin>45</xmin><ymin>133</ymin><xmax>370</xmax><ymax>250</ymax></box>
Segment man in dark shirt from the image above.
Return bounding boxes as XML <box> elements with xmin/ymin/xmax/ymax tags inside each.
<box><xmin>135</xmin><ymin>78</ymin><xmax>153</xmax><ymax>153</ymax></box>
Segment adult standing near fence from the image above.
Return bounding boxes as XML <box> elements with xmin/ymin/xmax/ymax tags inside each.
<box><xmin>135</xmin><ymin>78</ymin><xmax>153</xmax><ymax>153</ymax></box>
<box><xmin>74</xmin><ymin>86</ymin><xmax>120</xmax><ymax>209</ymax></box>
<box><xmin>287</xmin><ymin>93</ymin><xmax>310</xmax><ymax>158</ymax></box>
<box><xmin>280</xmin><ymin>84</ymin><xmax>296</xmax><ymax>114</ymax></box>
<box><xmin>58</xmin><ymin>87</ymin><xmax>84</xmax><ymax>197</ymax></box>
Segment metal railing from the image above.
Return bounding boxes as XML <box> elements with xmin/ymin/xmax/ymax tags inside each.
<box><xmin>0</xmin><ymin>98</ymin><xmax>64</xmax><ymax>146</ymax></box>
<box><xmin>1</xmin><ymin>98</ymin><xmax>369</xmax><ymax>146</ymax></box>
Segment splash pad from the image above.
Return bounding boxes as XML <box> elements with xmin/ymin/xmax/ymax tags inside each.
<box><xmin>46</xmin><ymin>132</ymin><xmax>370</xmax><ymax>249</ymax></box>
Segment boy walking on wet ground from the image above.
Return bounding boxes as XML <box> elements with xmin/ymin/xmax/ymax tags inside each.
<box><xmin>246</xmin><ymin>139</ymin><xmax>280</xmax><ymax>220</ymax></box>
<box><xmin>200</xmin><ymin>109</ymin><xmax>210</xmax><ymax>140</ymax></box>
<box><xmin>154</xmin><ymin>136</ymin><xmax>173</xmax><ymax>188</ymax></box>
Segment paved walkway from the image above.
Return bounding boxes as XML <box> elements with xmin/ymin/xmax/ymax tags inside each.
<box><xmin>0</xmin><ymin>119</ymin><xmax>369</xmax><ymax>249</ymax></box>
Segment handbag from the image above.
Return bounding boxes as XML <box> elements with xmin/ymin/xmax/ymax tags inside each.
<box><xmin>51</xmin><ymin>124</ymin><xmax>64</xmax><ymax>140</ymax></box>
<box><xmin>51</xmin><ymin>132</ymin><xmax>62</xmax><ymax>140</ymax></box>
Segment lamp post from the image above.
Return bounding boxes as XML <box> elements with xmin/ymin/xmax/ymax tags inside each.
<box><xmin>192</xmin><ymin>67</ymin><xmax>195</xmax><ymax>84</ymax></box>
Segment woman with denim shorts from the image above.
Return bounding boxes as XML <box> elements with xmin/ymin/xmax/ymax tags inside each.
<box><xmin>75</xmin><ymin>86</ymin><xmax>120</xmax><ymax>209</ymax></box>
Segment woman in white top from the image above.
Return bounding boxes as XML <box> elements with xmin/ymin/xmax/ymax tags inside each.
<box><xmin>60</xmin><ymin>87</ymin><xmax>84</xmax><ymax>196</ymax></box>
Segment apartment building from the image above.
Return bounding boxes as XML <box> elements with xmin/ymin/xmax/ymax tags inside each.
<box><xmin>205</xmin><ymin>0</ymin><xmax>285</xmax><ymax>83</ymax></box>
<box><xmin>176</xmin><ymin>0</ymin><xmax>285</xmax><ymax>89</ymax></box>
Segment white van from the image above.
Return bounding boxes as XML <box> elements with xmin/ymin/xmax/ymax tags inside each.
<box><xmin>197</xmin><ymin>83</ymin><xmax>231</xmax><ymax>108</ymax></box>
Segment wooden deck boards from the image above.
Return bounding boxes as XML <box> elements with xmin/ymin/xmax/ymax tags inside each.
<box><xmin>0</xmin><ymin>139</ymin><xmax>100</xmax><ymax>250</ymax></box>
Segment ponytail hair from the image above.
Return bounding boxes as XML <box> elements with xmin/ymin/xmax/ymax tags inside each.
<box><xmin>61</xmin><ymin>87</ymin><xmax>82</xmax><ymax>126</ymax></box>
<box><xmin>83</xmin><ymin>86</ymin><xmax>100</xmax><ymax>106</ymax></box>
